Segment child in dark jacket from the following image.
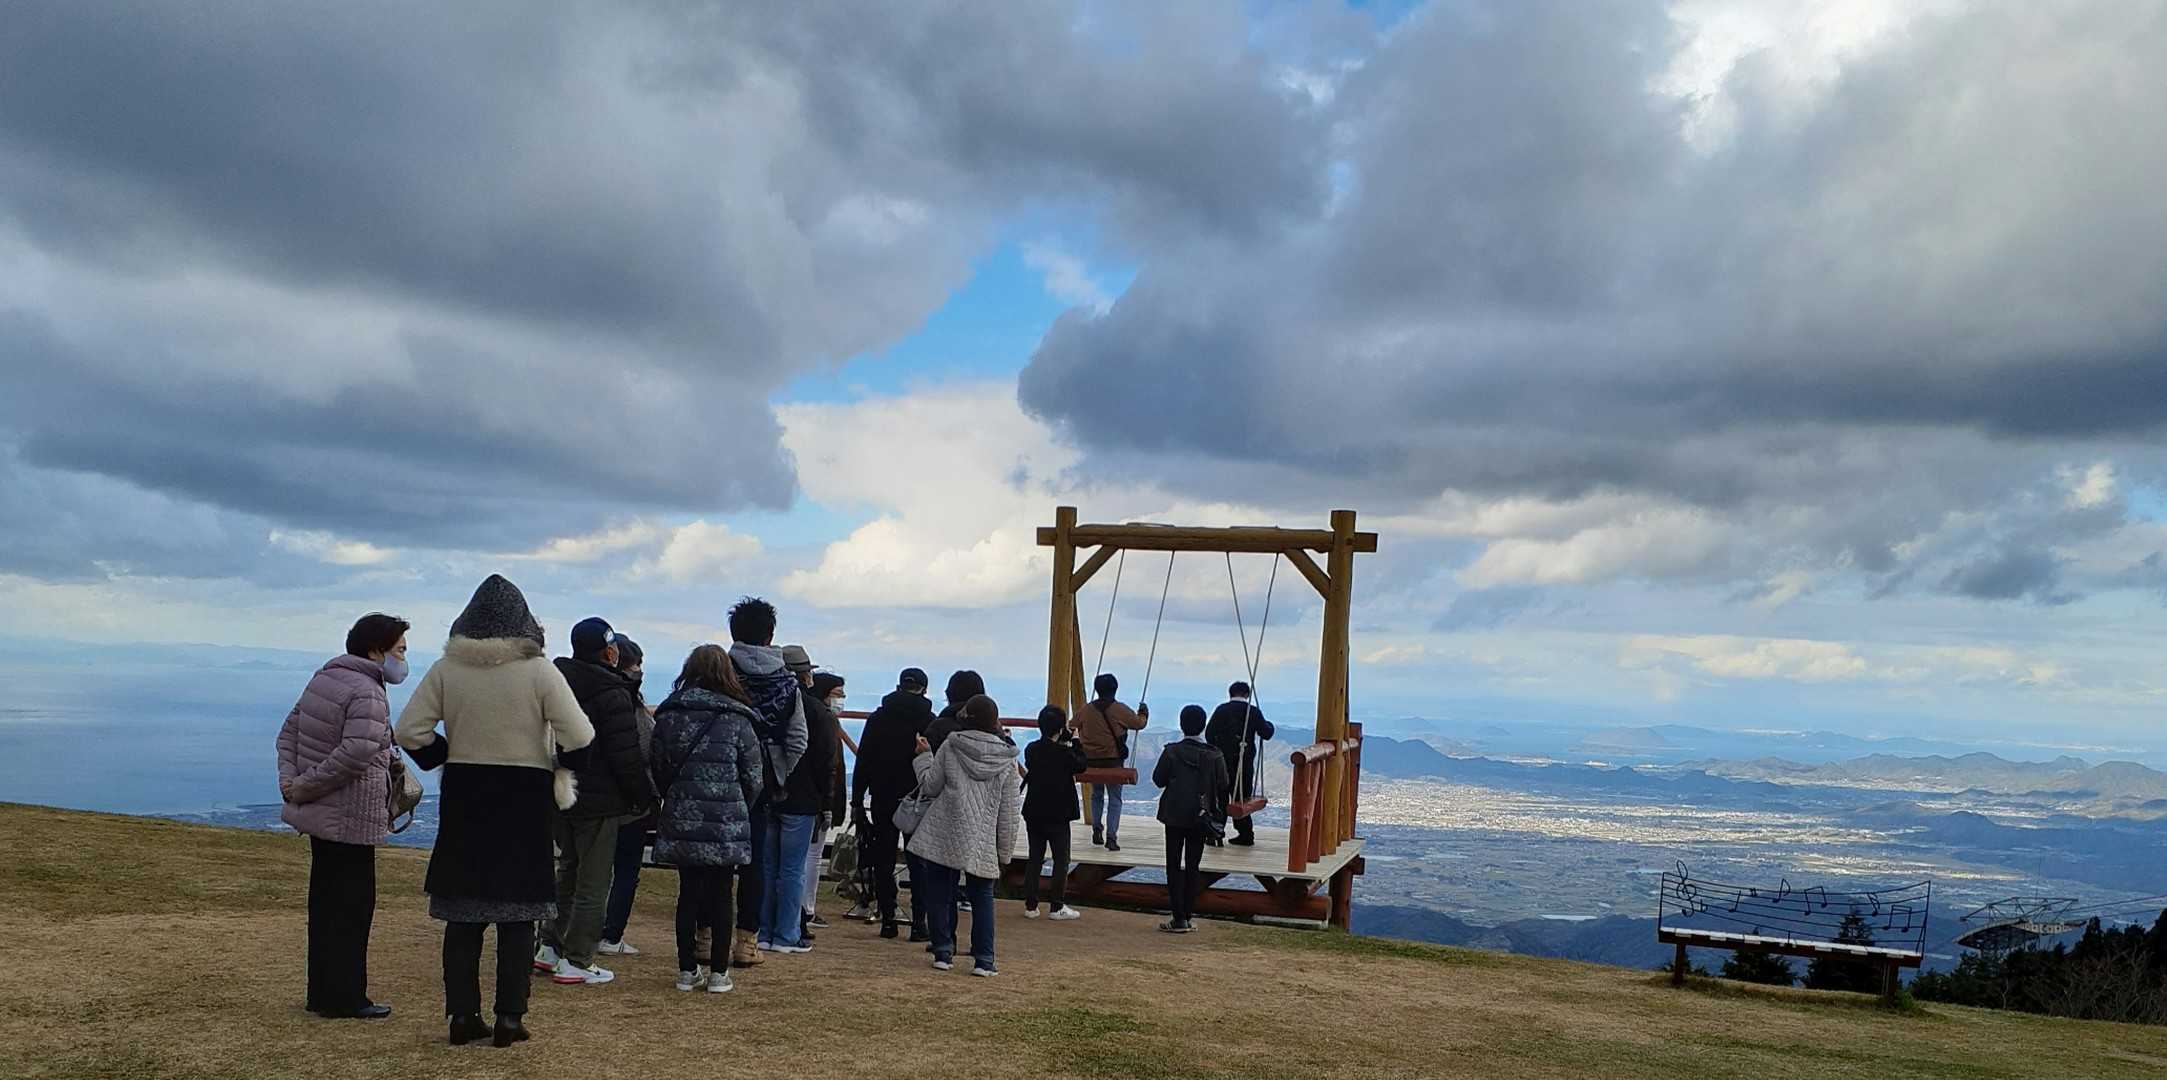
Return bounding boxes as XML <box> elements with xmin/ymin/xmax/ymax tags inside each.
<box><xmin>1152</xmin><ymin>705</ymin><xmax>1230</xmax><ymax>934</ymax></box>
<box><xmin>1020</xmin><ymin>706</ymin><xmax>1088</xmax><ymax>920</ymax></box>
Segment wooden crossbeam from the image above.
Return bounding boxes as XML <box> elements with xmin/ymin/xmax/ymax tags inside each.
<box><xmin>1284</xmin><ymin>548</ymin><xmax>1332</xmax><ymax>598</ymax></box>
<box><xmin>1071</xmin><ymin>545</ymin><xmax>1120</xmax><ymax>590</ymax></box>
<box><xmin>1037</xmin><ymin>524</ymin><xmax>1379</xmax><ymax>555</ymax></box>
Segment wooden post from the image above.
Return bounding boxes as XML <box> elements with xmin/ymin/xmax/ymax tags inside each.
<box><xmin>1328</xmin><ymin>865</ymin><xmax>1354</xmax><ymax>929</ymax></box>
<box><xmin>1286</xmin><ymin>757</ymin><xmax>1314</xmax><ymax>873</ymax></box>
<box><xmin>1345</xmin><ymin>722</ymin><xmax>1363</xmax><ymax>843</ymax></box>
<box><xmin>1671</xmin><ymin>943</ymin><xmax>1689</xmax><ymax>987</ymax></box>
<box><xmin>1049</xmin><ymin>508</ymin><xmax>1085</xmax><ymax>817</ymax></box>
<box><xmin>1881</xmin><ymin>962</ymin><xmax>1900</xmax><ymax>1006</ymax></box>
<box><xmin>1317</xmin><ymin>510</ymin><xmax>1356</xmax><ymax>850</ymax></box>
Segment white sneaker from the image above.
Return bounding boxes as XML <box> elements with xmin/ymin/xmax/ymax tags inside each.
<box><xmin>1023</xmin><ymin>908</ymin><xmax>1042</xmax><ymax>920</ymax></box>
<box><xmin>931</xmin><ymin>958</ymin><xmax>953</xmax><ymax>971</ymax></box>
<box><xmin>845</xmin><ymin>904</ymin><xmax>873</xmax><ymax>921</ymax></box>
<box><xmin>769</xmin><ymin>941</ymin><xmax>813</xmax><ymax>955</ymax></box>
<box><xmin>675</xmin><ymin>968</ymin><xmax>705</xmax><ymax>992</ymax></box>
<box><xmin>597</xmin><ymin>938</ymin><xmax>641</xmax><ymax>956</ymax></box>
<box><xmin>706</xmin><ymin>970</ymin><xmax>734</xmax><ymax>994</ymax></box>
<box><xmin>532</xmin><ymin>944</ymin><xmax>561</xmax><ymax>973</ymax></box>
<box><xmin>1049</xmin><ymin>907</ymin><xmax>1081</xmax><ymax>921</ymax></box>
<box><xmin>552</xmin><ymin>958</ymin><xmax>615</xmax><ymax>985</ymax></box>
<box><xmin>971</xmin><ymin>965</ymin><xmax>998</xmax><ymax>978</ymax></box>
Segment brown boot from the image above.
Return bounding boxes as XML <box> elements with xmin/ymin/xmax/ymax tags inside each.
<box><xmin>732</xmin><ymin>928</ymin><xmax>764</xmax><ymax>968</ymax></box>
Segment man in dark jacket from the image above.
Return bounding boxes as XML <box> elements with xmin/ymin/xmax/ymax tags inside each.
<box><xmin>923</xmin><ymin>669</ymin><xmax>986</xmax><ymax>753</ymax></box>
<box><xmin>1152</xmin><ymin>705</ymin><xmax>1230</xmax><ymax>934</ymax></box>
<box><xmin>852</xmin><ymin>668</ymin><xmax>933</xmax><ymax>939</ymax></box>
<box><xmin>755</xmin><ymin>644</ymin><xmax>834</xmax><ymax>955</ymax></box>
<box><xmin>1204</xmin><ymin>681</ymin><xmax>1275</xmax><ymax>847</ymax></box>
<box><xmin>1021</xmin><ymin>705</ymin><xmax>1087</xmax><ymax>920</ymax></box>
<box><xmin>539</xmin><ymin>617</ymin><xmax>651</xmax><ymax>984</ymax></box>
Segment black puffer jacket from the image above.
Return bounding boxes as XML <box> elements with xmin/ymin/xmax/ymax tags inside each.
<box><xmin>782</xmin><ymin>692</ymin><xmax>842</xmax><ymax>816</ymax></box>
<box><xmin>554</xmin><ymin>657</ymin><xmax>651</xmax><ymax>819</ymax></box>
<box><xmin>1022</xmin><ymin>736</ymin><xmax>1087</xmax><ymax>823</ymax></box>
<box><xmin>853</xmin><ymin>689</ymin><xmax>933</xmax><ymax>812</ymax></box>
<box><xmin>1152</xmin><ymin>739</ymin><xmax>1230</xmax><ymax>830</ymax></box>
<box><xmin>649</xmin><ymin>688</ymin><xmax>764</xmax><ymax>867</ymax></box>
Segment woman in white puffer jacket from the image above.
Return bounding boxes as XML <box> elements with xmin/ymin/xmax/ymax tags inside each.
<box><xmin>906</xmin><ymin>694</ymin><xmax>1020</xmax><ymax>977</ymax></box>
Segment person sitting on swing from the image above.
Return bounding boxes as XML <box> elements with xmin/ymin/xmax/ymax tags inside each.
<box><xmin>1073</xmin><ymin>672</ymin><xmax>1147</xmax><ymax>852</ymax></box>
<box><xmin>1205</xmin><ymin>681</ymin><xmax>1274</xmax><ymax>847</ymax></box>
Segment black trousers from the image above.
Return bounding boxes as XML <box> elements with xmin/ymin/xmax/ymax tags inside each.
<box><xmin>1024</xmin><ymin>820</ymin><xmax>1072</xmax><ymax>910</ymax></box>
<box><xmin>675</xmin><ymin>865</ymin><xmax>739</xmax><ymax>972</ymax></box>
<box><xmin>734</xmin><ymin>835</ymin><xmax>763</xmax><ymax>933</ymax></box>
<box><xmin>864</xmin><ymin>808</ymin><xmax>903</xmax><ymax>923</ymax></box>
<box><xmin>1164</xmin><ymin>826</ymin><xmax>1207</xmax><ymax>923</ymax></box>
<box><xmin>442</xmin><ymin>920</ymin><xmax>535</xmax><ymax>1019</ymax></box>
<box><xmin>305</xmin><ymin>838</ymin><xmax>377</xmax><ymax>1013</ymax></box>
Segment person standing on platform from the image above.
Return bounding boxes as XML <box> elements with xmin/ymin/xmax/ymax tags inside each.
<box><xmin>275</xmin><ymin>612</ymin><xmax>410</xmax><ymax>1021</ymax></box>
<box><xmin>907</xmin><ymin>695</ymin><xmax>1022</xmax><ymax>977</ymax></box>
<box><xmin>1205</xmin><ymin>681</ymin><xmax>1275</xmax><ymax>847</ymax></box>
<box><xmin>537</xmin><ymin>617</ymin><xmax>652</xmax><ymax>986</ymax></box>
<box><xmin>395</xmin><ymin>574</ymin><xmax>594</xmax><ymax>1048</ymax></box>
<box><xmin>1073</xmin><ymin>673</ymin><xmax>1148</xmax><ymax>852</ymax></box>
<box><xmin>1153</xmin><ymin>705</ymin><xmax>1229</xmax><ymax>934</ymax></box>
<box><xmin>1020</xmin><ymin>705</ymin><xmax>1087</xmax><ymax>921</ymax></box>
<box><xmin>853</xmin><ymin>668</ymin><xmax>934</xmax><ymax>941</ymax></box>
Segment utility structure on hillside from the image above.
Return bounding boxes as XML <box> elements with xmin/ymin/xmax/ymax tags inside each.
<box><xmin>1014</xmin><ymin>507</ymin><xmax>1377</xmax><ymax>928</ymax></box>
<box><xmin>1954</xmin><ymin>897</ymin><xmax>2084</xmax><ymax>959</ymax></box>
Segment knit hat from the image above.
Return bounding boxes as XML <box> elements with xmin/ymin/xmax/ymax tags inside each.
<box><xmin>570</xmin><ymin>617</ymin><xmax>616</xmax><ymax>659</ymax></box>
<box><xmin>898</xmin><ymin>667</ymin><xmax>928</xmax><ymax>691</ymax></box>
<box><xmin>780</xmin><ymin>644</ymin><xmax>814</xmax><ymax>677</ymax></box>
<box><xmin>945</xmin><ymin>669</ymin><xmax>986</xmax><ymax>707</ymax></box>
<box><xmin>450</xmin><ymin>575</ymin><xmax>544</xmax><ymax>645</ymax></box>
<box><xmin>810</xmin><ymin>672</ymin><xmax>845</xmax><ymax>699</ymax></box>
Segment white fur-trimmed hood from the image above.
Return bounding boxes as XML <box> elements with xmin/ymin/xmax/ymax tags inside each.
<box><xmin>444</xmin><ymin>635</ymin><xmax>546</xmax><ymax>667</ymax></box>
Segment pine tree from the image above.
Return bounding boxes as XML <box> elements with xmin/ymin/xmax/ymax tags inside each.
<box><xmin>1804</xmin><ymin>911</ymin><xmax>1884</xmax><ymax>994</ymax></box>
<box><xmin>1720</xmin><ymin>950</ymin><xmax>1796</xmax><ymax>986</ymax></box>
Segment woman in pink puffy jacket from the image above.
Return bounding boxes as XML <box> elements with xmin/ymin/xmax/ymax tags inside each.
<box><xmin>275</xmin><ymin>612</ymin><xmax>411</xmax><ymax>1021</ymax></box>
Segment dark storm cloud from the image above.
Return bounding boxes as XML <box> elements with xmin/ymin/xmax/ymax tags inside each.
<box><xmin>1940</xmin><ymin>548</ymin><xmax>2072</xmax><ymax>606</ymax></box>
<box><xmin>1019</xmin><ymin>1</ymin><xmax>2167</xmax><ymax>503</ymax></box>
<box><xmin>0</xmin><ymin>0</ymin><xmax>1331</xmax><ymax>576</ymax></box>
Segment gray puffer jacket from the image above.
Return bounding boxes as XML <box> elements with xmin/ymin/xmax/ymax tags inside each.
<box><xmin>907</xmin><ymin>730</ymin><xmax>1021</xmax><ymax>880</ymax></box>
<box><xmin>649</xmin><ymin>687</ymin><xmax>764</xmax><ymax>868</ymax></box>
<box><xmin>275</xmin><ymin>654</ymin><xmax>394</xmax><ymax>846</ymax></box>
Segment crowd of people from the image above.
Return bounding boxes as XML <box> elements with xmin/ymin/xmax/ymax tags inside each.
<box><xmin>271</xmin><ymin>573</ymin><xmax>1275</xmax><ymax>1047</ymax></box>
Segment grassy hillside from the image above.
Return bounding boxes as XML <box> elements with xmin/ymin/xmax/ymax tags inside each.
<box><xmin>6</xmin><ymin>803</ymin><xmax>2167</xmax><ymax>1079</ymax></box>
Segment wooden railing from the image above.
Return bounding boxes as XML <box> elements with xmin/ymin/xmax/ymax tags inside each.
<box><xmin>835</xmin><ymin>710</ymin><xmax>1136</xmax><ymax>785</ymax></box>
<box><xmin>1286</xmin><ymin>721</ymin><xmax>1361</xmax><ymax>872</ymax></box>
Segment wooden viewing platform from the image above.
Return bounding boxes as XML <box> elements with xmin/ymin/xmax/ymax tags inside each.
<box><xmin>1001</xmin><ymin>822</ymin><xmax>1367</xmax><ymax>927</ymax></box>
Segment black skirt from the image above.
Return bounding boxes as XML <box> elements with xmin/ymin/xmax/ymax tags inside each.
<box><xmin>426</xmin><ymin>763</ymin><xmax>557</xmax><ymax>921</ymax></box>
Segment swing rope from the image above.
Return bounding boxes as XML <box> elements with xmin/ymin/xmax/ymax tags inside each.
<box><xmin>1137</xmin><ymin>550</ymin><xmax>1175</xmax><ymax>707</ymax></box>
<box><xmin>1092</xmin><ymin>549</ymin><xmax>1126</xmax><ymax>679</ymax></box>
<box><xmin>1224</xmin><ymin>552</ymin><xmax>1279</xmax><ymax>803</ymax></box>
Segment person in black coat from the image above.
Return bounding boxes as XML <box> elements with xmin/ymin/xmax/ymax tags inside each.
<box><xmin>539</xmin><ymin>617</ymin><xmax>652</xmax><ymax>982</ymax></box>
<box><xmin>1020</xmin><ymin>705</ymin><xmax>1087</xmax><ymax>920</ymax></box>
<box><xmin>851</xmin><ymin>668</ymin><xmax>935</xmax><ymax>938</ymax></box>
<box><xmin>923</xmin><ymin>669</ymin><xmax>986</xmax><ymax>752</ymax></box>
<box><xmin>1204</xmin><ymin>681</ymin><xmax>1275</xmax><ymax>846</ymax></box>
<box><xmin>1153</xmin><ymin>705</ymin><xmax>1230</xmax><ymax>934</ymax></box>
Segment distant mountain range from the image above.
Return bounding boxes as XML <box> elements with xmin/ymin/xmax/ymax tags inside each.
<box><xmin>1694</xmin><ymin>753</ymin><xmax>2167</xmax><ymax>803</ymax></box>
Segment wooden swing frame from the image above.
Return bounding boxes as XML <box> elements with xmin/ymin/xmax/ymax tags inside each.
<box><xmin>1036</xmin><ymin>507</ymin><xmax>1378</xmax><ymax>906</ymax></box>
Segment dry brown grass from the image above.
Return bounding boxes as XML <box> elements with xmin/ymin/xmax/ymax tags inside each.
<box><xmin>4</xmin><ymin>802</ymin><xmax>2166</xmax><ymax>1079</ymax></box>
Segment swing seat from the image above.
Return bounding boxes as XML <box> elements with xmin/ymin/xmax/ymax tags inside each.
<box><xmin>1226</xmin><ymin>797</ymin><xmax>1267</xmax><ymax>819</ymax></box>
<box><xmin>1078</xmin><ymin>766</ymin><xmax>1138</xmax><ymax>786</ymax></box>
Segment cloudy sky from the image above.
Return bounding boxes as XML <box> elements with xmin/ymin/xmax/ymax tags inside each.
<box><xmin>5</xmin><ymin>0</ymin><xmax>2166</xmax><ymax>751</ymax></box>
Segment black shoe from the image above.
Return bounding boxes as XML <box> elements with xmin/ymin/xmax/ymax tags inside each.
<box><xmin>492</xmin><ymin>1016</ymin><xmax>530</xmax><ymax>1048</ymax></box>
<box><xmin>881</xmin><ymin>922</ymin><xmax>900</xmax><ymax>940</ymax></box>
<box><xmin>1106</xmin><ymin>840</ymin><xmax>1121</xmax><ymax>852</ymax></box>
<box><xmin>1204</xmin><ymin>835</ymin><xmax>1223</xmax><ymax>847</ymax></box>
<box><xmin>1092</xmin><ymin>826</ymin><xmax>1104</xmax><ymax>846</ymax></box>
<box><xmin>448</xmin><ymin>1013</ymin><xmax>491</xmax><ymax>1046</ymax></box>
<box><xmin>1229</xmin><ymin>834</ymin><xmax>1256</xmax><ymax>847</ymax></box>
<box><xmin>1157</xmin><ymin>919</ymin><xmax>1179</xmax><ymax>933</ymax></box>
<box><xmin>1175</xmin><ymin>920</ymin><xmax>1198</xmax><ymax>934</ymax></box>
<box><xmin>907</xmin><ymin>929</ymin><xmax>931</xmax><ymax>944</ymax></box>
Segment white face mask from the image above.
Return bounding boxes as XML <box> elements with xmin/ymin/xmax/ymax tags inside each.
<box><xmin>828</xmin><ymin>694</ymin><xmax>846</xmax><ymax>711</ymax></box>
<box><xmin>381</xmin><ymin>653</ymin><xmax>409</xmax><ymax>685</ymax></box>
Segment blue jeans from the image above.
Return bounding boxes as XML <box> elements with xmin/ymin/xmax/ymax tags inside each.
<box><xmin>920</xmin><ymin>861</ymin><xmax>995</xmax><ymax>970</ymax></box>
<box><xmin>601</xmin><ymin>820</ymin><xmax>647</xmax><ymax>943</ymax></box>
<box><xmin>1089</xmin><ymin>783</ymin><xmax>1125</xmax><ymax>843</ymax></box>
<box><xmin>758</xmin><ymin>811</ymin><xmax>816</xmax><ymax>946</ymax></box>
